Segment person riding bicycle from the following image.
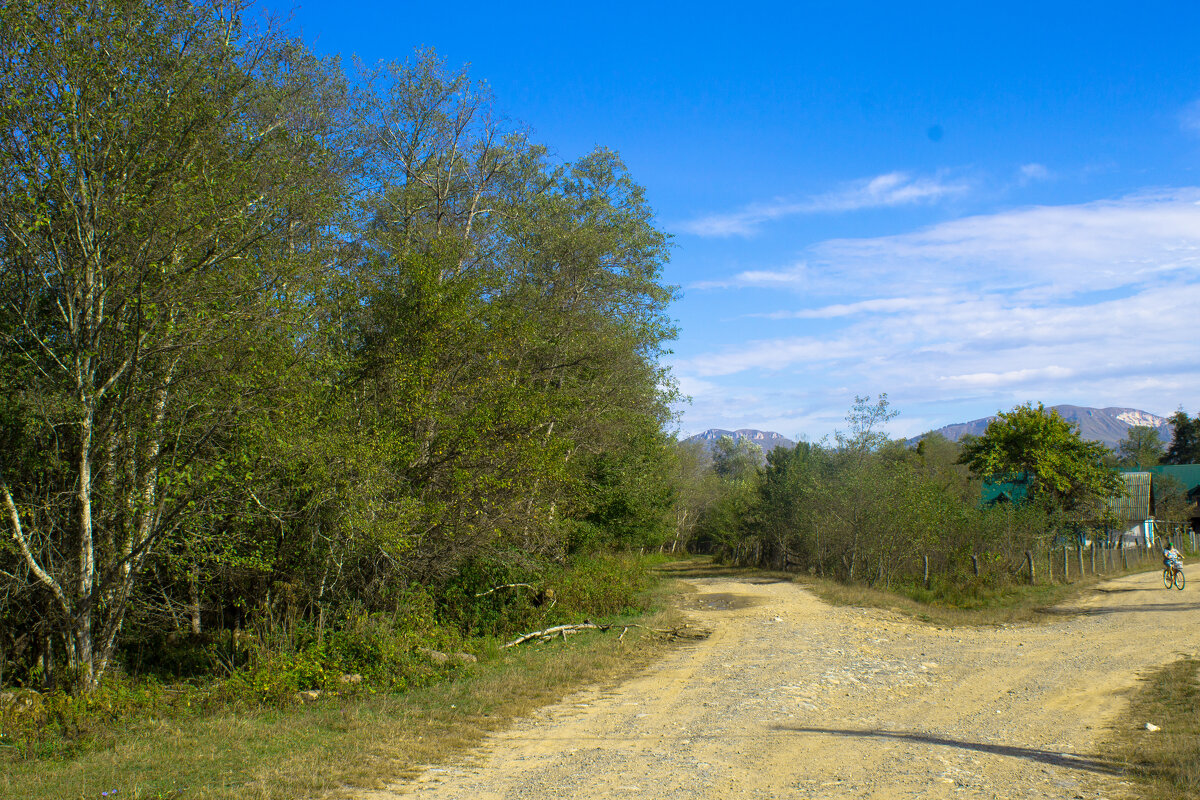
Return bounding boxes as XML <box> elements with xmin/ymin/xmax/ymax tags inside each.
<box><xmin>1163</xmin><ymin>542</ymin><xmax>1183</xmax><ymax>572</ymax></box>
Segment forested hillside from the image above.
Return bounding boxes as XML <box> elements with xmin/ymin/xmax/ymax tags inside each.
<box><xmin>0</xmin><ymin>0</ymin><xmax>678</xmax><ymax>693</ymax></box>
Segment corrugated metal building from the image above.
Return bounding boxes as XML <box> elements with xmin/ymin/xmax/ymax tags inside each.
<box><xmin>1106</xmin><ymin>472</ymin><xmax>1153</xmax><ymax>546</ymax></box>
<box><xmin>981</xmin><ymin>466</ymin><xmax>1200</xmax><ymax>547</ymax></box>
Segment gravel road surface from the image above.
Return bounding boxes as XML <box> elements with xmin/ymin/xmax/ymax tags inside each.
<box><xmin>360</xmin><ymin>568</ymin><xmax>1200</xmax><ymax>799</ymax></box>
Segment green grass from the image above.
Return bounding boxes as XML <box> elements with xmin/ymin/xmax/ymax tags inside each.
<box><xmin>0</xmin><ymin>551</ymin><xmax>689</xmax><ymax>800</ymax></box>
<box><xmin>1106</xmin><ymin>656</ymin><xmax>1200</xmax><ymax>800</ymax></box>
<box><xmin>0</xmin><ymin>606</ymin><xmax>684</xmax><ymax>800</ymax></box>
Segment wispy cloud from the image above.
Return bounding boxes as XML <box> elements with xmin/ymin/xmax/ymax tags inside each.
<box><xmin>673</xmin><ymin>189</ymin><xmax>1200</xmax><ymax>437</ymax></box>
<box><xmin>1018</xmin><ymin>163</ymin><xmax>1052</xmax><ymax>184</ymax></box>
<box><xmin>690</xmin><ymin>263</ymin><xmax>809</xmax><ymax>290</ymax></box>
<box><xmin>676</xmin><ymin>171</ymin><xmax>969</xmax><ymax>237</ymax></box>
<box><xmin>802</xmin><ymin>189</ymin><xmax>1200</xmax><ymax>296</ymax></box>
<box><xmin>758</xmin><ymin>296</ymin><xmax>945</xmax><ymax>319</ymax></box>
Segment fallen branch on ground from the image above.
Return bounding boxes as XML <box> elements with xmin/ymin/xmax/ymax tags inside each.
<box><xmin>503</xmin><ymin>622</ymin><xmax>610</xmax><ymax>647</ymax></box>
<box><xmin>503</xmin><ymin>621</ymin><xmax>704</xmax><ymax>648</ymax></box>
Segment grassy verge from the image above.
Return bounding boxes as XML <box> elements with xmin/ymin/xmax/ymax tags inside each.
<box><xmin>1105</xmin><ymin>657</ymin><xmax>1200</xmax><ymax>800</ymax></box>
<box><xmin>658</xmin><ymin>555</ymin><xmax>1161</xmax><ymax>627</ymax></box>
<box><xmin>1</xmin><ymin>554</ymin><xmax>691</xmax><ymax>800</ymax></box>
<box><xmin>1</xmin><ymin>606</ymin><xmax>685</xmax><ymax>800</ymax></box>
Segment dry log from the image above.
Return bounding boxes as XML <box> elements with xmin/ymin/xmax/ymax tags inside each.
<box><xmin>502</xmin><ymin>621</ymin><xmax>702</xmax><ymax>648</ymax></box>
<box><xmin>502</xmin><ymin>622</ymin><xmax>610</xmax><ymax>648</ymax></box>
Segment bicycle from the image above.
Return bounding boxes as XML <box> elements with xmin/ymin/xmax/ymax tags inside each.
<box><xmin>1163</xmin><ymin>563</ymin><xmax>1185</xmax><ymax>590</ymax></box>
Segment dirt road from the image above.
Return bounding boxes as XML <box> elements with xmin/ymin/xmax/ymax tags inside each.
<box><xmin>362</xmin><ymin>568</ymin><xmax>1200</xmax><ymax>799</ymax></box>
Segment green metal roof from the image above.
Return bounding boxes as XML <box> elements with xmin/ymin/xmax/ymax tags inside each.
<box><xmin>982</xmin><ymin>465</ymin><xmax>1200</xmax><ymax>512</ymax></box>
<box><xmin>1125</xmin><ymin>465</ymin><xmax>1200</xmax><ymax>500</ymax></box>
<box><xmin>980</xmin><ymin>474</ymin><xmax>1032</xmax><ymax>506</ymax></box>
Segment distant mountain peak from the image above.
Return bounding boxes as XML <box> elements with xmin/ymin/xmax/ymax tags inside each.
<box><xmin>685</xmin><ymin>428</ymin><xmax>795</xmax><ymax>453</ymax></box>
<box><xmin>927</xmin><ymin>405</ymin><xmax>1172</xmax><ymax>450</ymax></box>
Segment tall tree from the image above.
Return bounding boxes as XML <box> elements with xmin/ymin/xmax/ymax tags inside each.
<box><xmin>1117</xmin><ymin>425</ymin><xmax>1165</xmax><ymax>468</ymax></box>
<box><xmin>0</xmin><ymin>0</ymin><xmax>340</xmax><ymax>688</ymax></box>
<box><xmin>958</xmin><ymin>403</ymin><xmax>1120</xmax><ymax>509</ymax></box>
<box><xmin>711</xmin><ymin>436</ymin><xmax>764</xmax><ymax>482</ymax></box>
<box><xmin>1164</xmin><ymin>411</ymin><xmax>1200</xmax><ymax>465</ymax></box>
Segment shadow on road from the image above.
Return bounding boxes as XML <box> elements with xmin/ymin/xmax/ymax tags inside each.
<box><xmin>770</xmin><ymin>727</ymin><xmax>1126</xmax><ymax>775</ymax></box>
<box><xmin>655</xmin><ymin>560</ymin><xmax>791</xmax><ymax>584</ymax></box>
<box><xmin>1038</xmin><ymin>600</ymin><xmax>1200</xmax><ymax>616</ymax></box>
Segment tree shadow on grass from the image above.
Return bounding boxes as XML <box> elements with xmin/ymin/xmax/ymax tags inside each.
<box><xmin>771</xmin><ymin>726</ymin><xmax>1126</xmax><ymax>775</ymax></box>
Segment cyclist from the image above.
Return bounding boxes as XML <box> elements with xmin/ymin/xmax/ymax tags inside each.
<box><xmin>1163</xmin><ymin>541</ymin><xmax>1183</xmax><ymax>573</ymax></box>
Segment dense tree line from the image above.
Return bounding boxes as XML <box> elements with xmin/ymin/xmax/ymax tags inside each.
<box><xmin>0</xmin><ymin>1</ymin><xmax>677</xmax><ymax>690</ymax></box>
<box><xmin>681</xmin><ymin>398</ymin><xmax>1123</xmax><ymax>589</ymax></box>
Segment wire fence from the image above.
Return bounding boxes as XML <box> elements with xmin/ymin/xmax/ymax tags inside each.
<box><xmin>921</xmin><ymin>522</ymin><xmax>1197</xmax><ymax>587</ymax></box>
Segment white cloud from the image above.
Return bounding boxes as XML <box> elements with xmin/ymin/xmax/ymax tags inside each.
<box><xmin>940</xmin><ymin>365</ymin><xmax>1076</xmax><ymax>390</ymax></box>
<box><xmin>672</xmin><ymin>190</ymin><xmax>1200</xmax><ymax>437</ymax></box>
<box><xmin>690</xmin><ymin>190</ymin><xmax>1200</xmax><ymax>297</ymax></box>
<box><xmin>762</xmin><ymin>296</ymin><xmax>946</xmax><ymax>319</ymax></box>
<box><xmin>675</xmin><ymin>171</ymin><xmax>969</xmax><ymax>238</ymax></box>
<box><xmin>810</xmin><ymin>189</ymin><xmax>1200</xmax><ymax>296</ymax></box>
<box><xmin>1018</xmin><ymin>163</ymin><xmax>1051</xmax><ymax>184</ymax></box>
<box><xmin>807</xmin><ymin>171</ymin><xmax>968</xmax><ymax>212</ymax></box>
<box><xmin>689</xmin><ymin>262</ymin><xmax>808</xmax><ymax>290</ymax></box>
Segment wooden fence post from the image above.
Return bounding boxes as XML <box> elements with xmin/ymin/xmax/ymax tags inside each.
<box><xmin>1026</xmin><ymin>551</ymin><xmax>1035</xmax><ymax>584</ymax></box>
<box><xmin>971</xmin><ymin>554</ymin><xmax>979</xmax><ymax>577</ymax></box>
<box><xmin>1047</xmin><ymin>550</ymin><xmax>1054</xmax><ymax>582</ymax></box>
<box><xmin>923</xmin><ymin>554</ymin><xmax>930</xmax><ymax>589</ymax></box>
<box><xmin>1077</xmin><ymin>545</ymin><xmax>1085</xmax><ymax>577</ymax></box>
<box><xmin>1063</xmin><ymin>546</ymin><xmax>1070</xmax><ymax>580</ymax></box>
<box><xmin>1121</xmin><ymin>547</ymin><xmax>1128</xmax><ymax>570</ymax></box>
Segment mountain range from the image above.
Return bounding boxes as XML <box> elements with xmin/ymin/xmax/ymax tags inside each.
<box><xmin>926</xmin><ymin>405</ymin><xmax>1173</xmax><ymax>450</ymax></box>
<box><xmin>684</xmin><ymin>428</ymin><xmax>796</xmax><ymax>454</ymax></box>
<box><xmin>685</xmin><ymin>406</ymin><xmax>1175</xmax><ymax>454</ymax></box>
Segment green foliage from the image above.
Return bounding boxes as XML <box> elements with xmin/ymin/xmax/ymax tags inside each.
<box><xmin>545</xmin><ymin>553</ymin><xmax>655</xmax><ymax>618</ymax></box>
<box><xmin>1164</xmin><ymin>410</ymin><xmax>1200</xmax><ymax>464</ymax></box>
<box><xmin>679</xmin><ymin>396</ymin><xmax>1103</xmax><ymax>593</ymax></box>
<box><xmin>1</xmin><ymin>6</ymin><xmax>679</xmax><ymax>695</ymax></box>
<box><xmin>1117</xmin><ymin>425</ymin><xmax>1165</xmax><ymax>468</ymax></box>
<box><xmin>958</xmin><ymin>402</ymin><xmax>1120</xmax><ymax>509</ymax></box>
<box><xmin>0</xmin><ymin>551</ymin><xmax>662</xmax><ymax>762</ymax></box>
<box><xmin>711</xmin><ymin>436</ymin><xmax>764</xmax><ymax>481</ymax></box>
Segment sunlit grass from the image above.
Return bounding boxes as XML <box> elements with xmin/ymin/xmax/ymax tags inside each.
<box><xmin>0</xmin><ymin>606</ymin><xmax>683</xmax><ymax>800</ymax></box>
<box><xmin>659</xmin><ymin>553</ymin><xmax>1164</xmax><ymax>627</ymax></box>
<box><xmin>1107</xmin><ymin>657</ymin><xmax>1200</xmax><ymax>800</ymax></box>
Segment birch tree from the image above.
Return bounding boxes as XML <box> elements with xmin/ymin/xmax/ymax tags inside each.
<box><xmin>0</xmin><ymin>0</ymin><xmax>339</xmax><ymax>689</ymax></box>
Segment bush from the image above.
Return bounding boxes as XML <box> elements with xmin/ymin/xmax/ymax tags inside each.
<box><xmin>547</xmin><ymin>553</ymin><xmax>654</xmax><ymax>618</ymax></box>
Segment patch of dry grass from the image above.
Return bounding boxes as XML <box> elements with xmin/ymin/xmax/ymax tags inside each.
<box><xmin>656</xmin><ymin>554</ymin><xmax>1161</xmax><ymax>627</ymax></box>
<box><xmin>1107</xmin><ymin>656</ymin><xmax>1200</xmax><ymax>800</ymax></box>
<box><xmin>0</xmin><ymin>607</ymin><xmax>685</xmax><ymax>800</ymax></box>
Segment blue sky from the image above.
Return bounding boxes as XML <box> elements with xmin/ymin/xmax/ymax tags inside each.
<box><xmin>259</xmin><ymin>0</ymin><xmax>1200</xmax><ymax>441</ymax></box>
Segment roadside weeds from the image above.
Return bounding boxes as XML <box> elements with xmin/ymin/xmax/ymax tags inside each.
<box><xmin>1</xmin><ymin>610</ymin><xmax>687</xmax><ymax>800</ymax></box>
